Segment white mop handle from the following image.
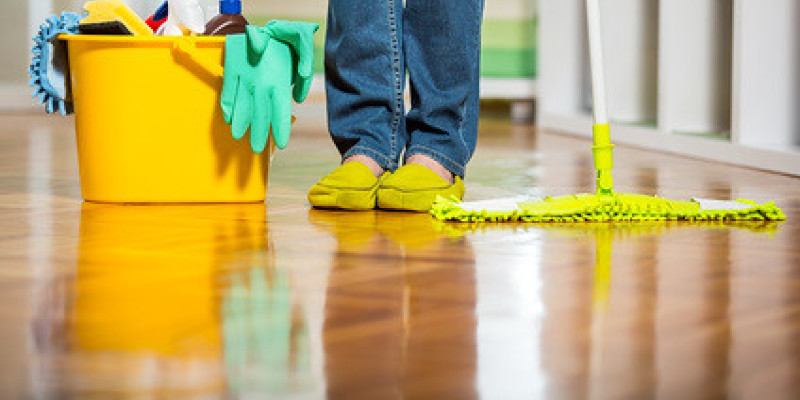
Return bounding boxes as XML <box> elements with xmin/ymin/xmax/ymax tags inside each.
<box><xmin>586</xmin><ymin>0</ymin><xmax>608</xmax><ymax>125</ymax></box>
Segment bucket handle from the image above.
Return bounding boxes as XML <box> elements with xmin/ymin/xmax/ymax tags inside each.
<box><xmin>173</xmin><ymin>37</ymin><xmax>224</xmax><ymax>79</ymax></box>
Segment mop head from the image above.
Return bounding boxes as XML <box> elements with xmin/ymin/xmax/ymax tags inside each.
<box><xmin>430</xmin><ymin>194</ymin><xmax>786</xmax><ymax>223</ymax></box>
<box><xmin>29</xmin><ymin>12</ymin><xmax>81</xmax><ymax>115</ymax></box>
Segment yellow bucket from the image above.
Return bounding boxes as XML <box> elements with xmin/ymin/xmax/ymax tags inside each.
<box><xmin>64</xmin><ymin>35</ymin><xmax>272</xmax><ymax>203</ymax></box>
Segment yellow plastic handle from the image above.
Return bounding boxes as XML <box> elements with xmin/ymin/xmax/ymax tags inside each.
<box><xmin>592</xmin><ymin>123</ymin><xmax>615</xmax><ymax>196</ymax></box>
<box><xmin>173</xmin><ymin>37</ymin><xmax>224</xmax><ymax>79</ymax></box>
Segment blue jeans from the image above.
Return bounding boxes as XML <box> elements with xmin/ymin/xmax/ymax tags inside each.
<box><xmin>325</xmin><ymin>0</ymin><xmax>484</xmax><ymax>177</ymax></box>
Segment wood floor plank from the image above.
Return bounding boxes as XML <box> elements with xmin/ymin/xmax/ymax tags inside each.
<box><xmin>0</xmin><ymin>108</ymin><xmax>798</xmax><ymax>399</ymax></box>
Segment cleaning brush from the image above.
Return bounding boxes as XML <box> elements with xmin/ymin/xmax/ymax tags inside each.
<box><xmin>79</xmin><ymin>0</ymin><xmax>154</xmax><ymax>36</ymax></box>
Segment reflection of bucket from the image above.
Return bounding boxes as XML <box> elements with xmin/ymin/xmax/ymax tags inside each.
<box><xmin>64</xmin><ymin>35</ymin><xmax>272</xmax><ymax>203</ymax></box>
<box><xmin>67</xmin><ymin>202</ymin><xmax>269</xmax><ymax>395</ymax></box>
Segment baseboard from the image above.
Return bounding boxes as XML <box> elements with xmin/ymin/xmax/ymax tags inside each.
<box><xmin>481</xmin><ymin>77</ymin><xmax>538</xmax><ymax>100</ymax></box>
<box><xmin>539</xmin><ymin>112</ymin><xmax>800</xmax><ymax>177</ymax></box>
<box><xmin>307</xmin><ymin>75</ymin><xmax>539</xmax><ymax>101</ymax></box>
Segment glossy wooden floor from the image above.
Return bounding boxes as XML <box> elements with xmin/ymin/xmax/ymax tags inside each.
<box><xmin>1</xmin><ymin>104</ymin><xmax>799</xmax><ymax>399</ymax></box>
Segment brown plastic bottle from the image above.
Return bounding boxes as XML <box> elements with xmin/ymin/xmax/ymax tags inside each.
<box><xmin>203</xmin><ymin>0</ymin><xmax>249</xmax><ymax>36</ymax></box>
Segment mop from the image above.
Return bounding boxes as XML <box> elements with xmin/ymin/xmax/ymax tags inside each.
<box><xmin>431</xmin><ymin>0</ymin><xmax>785</xmax><ymax>223</ymax></box>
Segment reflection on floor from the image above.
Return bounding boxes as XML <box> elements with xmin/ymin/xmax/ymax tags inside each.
<box><xmin>0</xmin><ymin>108</ymin><xmax>798</xmax><ymax>399</ymax></box>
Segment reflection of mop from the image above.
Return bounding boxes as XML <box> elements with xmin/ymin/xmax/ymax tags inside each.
<box><xmin>432</xmin><ymin>0</ymin><xmax>785</xmax><ymax>224</ymax></box>
<box><xmin>588</xmin><ymin>228</ymin><xmax>611</xmax><ymax>400</ymax></box>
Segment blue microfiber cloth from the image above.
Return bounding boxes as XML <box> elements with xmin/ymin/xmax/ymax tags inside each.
<box><xmin>29</xmin><ymin>12</ymin><xmax>81</xmax><ymax>115</ymax></box>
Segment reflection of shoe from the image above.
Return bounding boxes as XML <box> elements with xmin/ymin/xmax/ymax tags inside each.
<box><xmin>375</xmin><ymin>212</ymin><xmax>442</xmax><ymax>249</ymax></box>
<box><xmin>377</xmin><ymin>164</ymin><xmax>465</xmax><ymax>212</ymax></box>
<box><xmin>308</xmin><ymin>163</ymin><xmax>390</xmax><ymax>210</ymax></box>
<box><xmin>307</xmin><ymin>208</ymin><xmax>379</xmax><ymax>248</ymax></box>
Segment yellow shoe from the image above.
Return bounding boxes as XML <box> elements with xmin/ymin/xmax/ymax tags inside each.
<box><xmin>308</xmin><ymin>162</ymin><xmax>390</xmax><ymax>210</ymax></box>
<box><xmin>377</xmin><ymin>164</ymin><xmax>465</xmax><ymax>212</ymax></box>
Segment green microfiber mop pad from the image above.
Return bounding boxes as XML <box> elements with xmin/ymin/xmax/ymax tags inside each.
<box><xmin>431</xmin><ymin>194</ymin><xmax>786</xmax><ymax>223</ymax></box>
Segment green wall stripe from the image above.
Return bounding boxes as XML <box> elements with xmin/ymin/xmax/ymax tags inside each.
<box><xmin>481</xmin><ymin>48</ymin><xmax>537</xmax><ymax>78</ymax></box>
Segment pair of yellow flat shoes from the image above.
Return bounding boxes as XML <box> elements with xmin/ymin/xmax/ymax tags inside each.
<box><xmin>308</xmin><ymin>162</ymin><xmax>465</xmax><ymax>212</ymax></box>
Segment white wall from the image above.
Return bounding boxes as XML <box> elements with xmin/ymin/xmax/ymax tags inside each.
<box><xmin>538</xmin><ymin>0</ymin><xmax>800</xmax><ymax>176</ymax></box>
<box><xmin>0</xmin><ymin>0</ymin><xmax>217</xmax><ymax>110</ymax></box>
<box><xmin>1</xmin><ymin>0</ymin><xmax>34</xmax><ymax>85</ymax></box>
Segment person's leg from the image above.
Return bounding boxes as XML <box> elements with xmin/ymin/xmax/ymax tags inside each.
<box><xmin>325</xmin><ymin>0</ymin><xmax>406</xmax><ymax>172</ymax></box>
<box><xmin>402</xmin><ymin>0</ymin><xmax>484</xmax><ymax>179</ymax></box>
<box><xmin>309</xmin><ymin>0</ymin><xmax>405</xmax><ymax>210</ymax></box>
<box><xmin>375</xmin><ymin>0</ymin><xmax>482</xmax><ymax>211</ymax></box>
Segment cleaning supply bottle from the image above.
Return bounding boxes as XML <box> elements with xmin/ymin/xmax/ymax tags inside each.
<box><xmin>203</xmin><ymin>0</ymin><xmax>249</xmax><ymax>36</ymax></box>
<box><xmin>145</xmin><ymin>1</ymin><xmax>169</xmax><ymax>32</ymax></box>
<box><xmin>157</xmin><ymin>0</ymin><xmax>206</xmax><ymax>36</ymax></box>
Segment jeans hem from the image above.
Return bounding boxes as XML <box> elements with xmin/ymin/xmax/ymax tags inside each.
<box><xmin>405</xmin><ymin>145</ymin><xmax>466</xmax><ymax>177</ymax></box>
<box><xmin>343</xmin><ymin>146</ymin><xmax>398</xmax><ymax>171</ymax></box>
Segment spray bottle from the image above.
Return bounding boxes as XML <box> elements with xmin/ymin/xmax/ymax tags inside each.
<box><xmin>157</xmin><ymin>0</ymin><xmax>206</xmax><ymax>36</ymax></box>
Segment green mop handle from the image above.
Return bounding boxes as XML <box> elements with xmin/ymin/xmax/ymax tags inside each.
<box><xmin>586</xmin><ymin>0</ymin><xmax>615</xmax><ymax>197</ymax></box>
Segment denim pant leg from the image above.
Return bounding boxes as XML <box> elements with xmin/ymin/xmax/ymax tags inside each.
<box><xmin>325</xmin><ymin>0</ymin><xmax>406</xmax><ymax>171</ymax></box>
<box><xmin>403</xmin><ymin>0</ymin><xmax>484</xmax><ymax>177</ymax></box>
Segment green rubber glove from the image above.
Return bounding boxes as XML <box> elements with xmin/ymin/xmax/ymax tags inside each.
<box><xmin>221</xmin><ymin>27</ymin><xmax>290</xmax><ymax>152</ymax></box>
<box><xmin>264</xmin><ymin>20</ymin><xmax>320</xmax><ymax>103</ymax></box>
<box><xmin>221</xmin><ymin>22</ymin><xmax>319</xmax><ymax>153</ymax></box>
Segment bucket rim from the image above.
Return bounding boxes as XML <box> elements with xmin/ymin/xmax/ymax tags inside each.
<box><xmin>59</xmin><ymin>34</ymin><xmax>226</xmax><ymax>44</ymax></box>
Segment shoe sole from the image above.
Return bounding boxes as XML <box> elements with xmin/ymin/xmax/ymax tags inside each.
<box><xmin>309</xmin><ymin>189</ymin><xmax>377</xmax><ymax>210</ymax></box>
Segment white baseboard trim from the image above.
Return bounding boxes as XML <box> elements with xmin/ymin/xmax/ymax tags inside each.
<box><xmin>480</xmin><ymin>77</ymin><xmax>538</xmax><ymax>100</ymax></box>
<box><xmin>307</xmin><ymin>75</ymin><xmax>539</xmax><ymax>101</ymax></box>
<box><xmin>308</xmin><ymin>73</ymin><xmax>326</xmax><ymax>95</ymax></box>
<box><xmin>539</xmin><ymin>112</ymin><xmax>800</xmax><ymax>177</ymax></box>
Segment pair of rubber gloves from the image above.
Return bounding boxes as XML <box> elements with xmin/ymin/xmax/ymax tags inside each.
<box><xmin>221</xmin><ymin>20</ymin><xmax>319</xmax><ymax>153</ymax></box>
